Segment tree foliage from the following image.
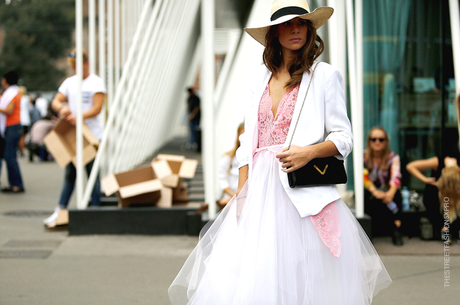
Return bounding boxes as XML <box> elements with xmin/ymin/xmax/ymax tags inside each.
<box><xmin>0</xmin><ymin>0</ymin><xmax>75</xmax><ymax>90</ymax></box>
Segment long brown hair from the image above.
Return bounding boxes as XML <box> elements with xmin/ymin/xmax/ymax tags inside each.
<box><xmin>438</xmin><ymin>165</ymin><xmax>460</xmax><ymax>223</ymax></box>
<box><xmin>263</xmin><ymin>19</ymin><xmax>324</xmax><ymax>90</ymax></box>
<box><xmin>365</xmin><ymin>126</ymin><xmax>391</xmax><ymax>170</ymax></box>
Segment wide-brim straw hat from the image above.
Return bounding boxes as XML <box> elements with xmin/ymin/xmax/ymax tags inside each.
<box><xmin>245</xmin><ymin>0</ymin><xmax>334</xmax><ymax>46</ymax></box>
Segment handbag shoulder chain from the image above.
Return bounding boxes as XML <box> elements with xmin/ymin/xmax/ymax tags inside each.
<box><xmin>287</xmin><ymin>62</ymin><xmax>319</xmax><ymax>150</ymax></box>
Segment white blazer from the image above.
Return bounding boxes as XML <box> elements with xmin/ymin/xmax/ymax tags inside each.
<box><xmin>236</xmin><ymin>62</ymin><xmax>353</xmax><ymax>217</ymax></box>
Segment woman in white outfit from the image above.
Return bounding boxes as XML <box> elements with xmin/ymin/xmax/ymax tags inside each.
<box><xmin>217</xmin><ymin>123</ymin><xmax>244</xmax><ymax>208</ymax></box>
<box><xmin>169</xmin><ymin>1</ymin><xmax>392</xmax><ymax>304</ymax></box>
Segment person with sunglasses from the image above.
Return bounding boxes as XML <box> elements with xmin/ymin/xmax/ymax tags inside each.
<box><xmin>364</xmin><ymin>126</ymin><xmax>403</xmax><ymax>245</ymax></box>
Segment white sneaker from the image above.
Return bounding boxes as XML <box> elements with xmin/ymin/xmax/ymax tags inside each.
<box><xmin>43</xmin><ymin>207</ymin><xmax>61</xmax><ymax>225</ymax></box>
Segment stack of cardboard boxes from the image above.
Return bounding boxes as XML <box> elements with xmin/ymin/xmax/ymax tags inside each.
<box><xmin>101</xmin><ymin>154</ymin><xmax>198</xmax><ymax>208</ymax></box>
<box><xmin>44</xmin><ymin>120</ymin><xmax>199</xmax><ymax>226</ymax></box>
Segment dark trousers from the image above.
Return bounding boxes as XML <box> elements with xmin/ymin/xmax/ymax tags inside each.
<box><xmin>27</xmin><ymin>142</ymin><xmax>50</xmax><ymax>162</ymax></box>
<box><xmin>0</xmin><ymin>124</ymin><xmax>24</xmax><ymax>188</ymax></box>
<box><xmin>364</xmin><ymin>189</ymin><xmax>402</xmax><ymax>236</ymax></box>
<box><xmin>58</xmin><ymin>160</ymin><xmax>101</xmax><ymax>209</ymax></box>
<box><xmin>189</xmin><ymin>121</ymin><xmax>199</xmax><ymax>146</ymax></box>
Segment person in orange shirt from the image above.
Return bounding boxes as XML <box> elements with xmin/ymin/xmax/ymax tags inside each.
<box><xmin>0</xmin><ymin>70</ymin><xmax>25</xmax><ymax>193</ymax></box>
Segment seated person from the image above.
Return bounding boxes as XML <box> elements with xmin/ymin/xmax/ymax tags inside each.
<box><xmin>217</xmin><ymin>124</ymin><xmax>244</xmax><ymax>208</ymax></box>
<box><xmin>363</xmin><ymin>127</ymin><xmax>403</xmax><ymax>246</ymax></box>
<box><xmin>437</xmin><ymin>162</ymin><xmax>460</xmax><ymax>244</ymax></box>
<box><xmin>406</xmin><ymin>145</ymin><xmax>460</xmax><ymax>241</ymax></box>
<box><xmin>27</xmin><ymin>107</ymin><xmax>56</xmax><ymax>162</ymax></box>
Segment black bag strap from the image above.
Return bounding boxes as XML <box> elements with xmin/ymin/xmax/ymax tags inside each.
<box><xmin>287</xmin><ymin>62</ymin><xmax>319</xmax><ymax>150</ymax></box>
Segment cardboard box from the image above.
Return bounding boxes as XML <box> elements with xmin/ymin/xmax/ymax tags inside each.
<box><xmin>43</xmin><ymin>119</ymin><xmax>99</xmax><ymax>168</ymax></box>
<box><xmin>101</xmin><ymin>161</ymin><xmax>172</xmax><ymax>208</ymax></box>
<box><xmin>154</xmin><ymin>154</ymin><xmax>198</xmax><ymax>188</ymax></box>
<box><xmin>173</xmin><ymin>180</ymin><xmax>189</xmax><ymax>202</ymax></box>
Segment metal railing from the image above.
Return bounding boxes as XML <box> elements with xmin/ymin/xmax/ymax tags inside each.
<box><xmin>79</xmin><ymin>0</ymin><xmax>201</xmax><ymax>209</ymax></box>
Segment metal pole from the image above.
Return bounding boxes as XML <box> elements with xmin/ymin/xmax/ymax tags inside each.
<box><xmin>449</xmin><ymin>0</ymin><xmax>460</xmax><ymax>136</ymax></box>
<box><xmin>108</xmin><ymin>0</ymin><xmax>114</xmax><ymax>107</ymax></box>
<box><xmin>115</xmin><ymin>0</ymin><xmax>120</xmax><ymax>85</ymax></box>
<box><xmin>121</xmin><ymin>0</ymin><xmax>126</xmax><ymax>64</ymax></box>
<box><xmin>346</xmin><ymin>0</ymin><xmax>364</xmax><ymax>218</ymax></box>
<box><xmin>327</xmin><ymin>0</ymin><xmax>347</xmax><ymax>195</ymax></box>
<box><xmin>99</xmin><ymin>0</ymin><xmax>106</xmax><ymax>81</ymax></box>
<box><xmin>202</xmin><ymin>0</ymin><xmax>217</xmax><ymax>218</ymax></box>
<box><xmin>355</xmin><ymin>0</ymin><xmax>364</xmax><ymax>218</ymax></box>
<box><xmin>89</xmin><ymin>0</ymin><xmax>96</xmax><ymax>74</ymax></box>
<box><xmin>76</xmin><ymin>0</ymin><xmax>84</xmax><ymax>209</ymax></box>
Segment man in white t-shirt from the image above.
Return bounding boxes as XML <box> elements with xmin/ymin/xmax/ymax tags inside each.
<box><xmin>43</xmin><ymin>49</ymin><xmax>106</xmax><ymax>225</ymax></box>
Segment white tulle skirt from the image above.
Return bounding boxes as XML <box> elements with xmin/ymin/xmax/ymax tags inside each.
<box><xmin>169</xmin><ymin>149</ymin><xmax>392</xmax><ymax>305</ymax></box>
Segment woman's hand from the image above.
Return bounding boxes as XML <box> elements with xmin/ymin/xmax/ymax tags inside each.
<box><xmin>372</xmin><ymin>190</ymin><xmax>386</xmax><ymax>200</ymax></box>
<box><xmin>65</xmin><ymin>114</ymin><xmax>77</xmax><ymax>125</ymax></box>
<box><xmin>276</xmin><ymin>145</ymin><xmax>315</xmax><ymax>173</ymax></box>
<box><xmin>423</xmin><ymin>177</ymin><xmax>437</xmax><ymax>187</ymax></box>
<box><xmin>236</xmin><ymin>165</ymin><xmax>248</xmax><ymax>196</ymax></box>
<box><xmin>382</xmin><ymin>190</ymin><xmax>396</xmax><ymax>204</ymax></box>
<box><xmin>58</xmin><ymin>106</ymin><xmax>71</xmax><ymax>119</ymax></box>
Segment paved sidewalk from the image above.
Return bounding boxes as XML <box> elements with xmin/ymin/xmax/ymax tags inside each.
<box><xmin>0</xmin><ymin>153</ymin><xmax>459</xmax><ymax>305</ymax></box>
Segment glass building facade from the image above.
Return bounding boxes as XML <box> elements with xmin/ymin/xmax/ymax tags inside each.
<box><xmin>309</xmin><ymin>0</ymin><xmax>458</xmax><ymax>192</ymax></box>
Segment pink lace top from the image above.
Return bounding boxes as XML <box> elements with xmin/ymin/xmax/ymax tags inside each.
<box><xmin>257</xmin><ymin>82</ymin><xmax>342</xmax><ymax>258</ymax></box>
<box><xmin>258</xmin><ymin>84</ymin><xmax>299</xmax><ymax>149</ymax></box>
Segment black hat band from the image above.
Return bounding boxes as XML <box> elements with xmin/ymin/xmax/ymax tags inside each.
<box><xmin>270</xmin><ymin>6</ymin><xmax>309</xmax><ymax>21</ymax></box>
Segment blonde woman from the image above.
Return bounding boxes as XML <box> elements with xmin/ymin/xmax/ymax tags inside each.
<box><xmin>217</xmin><ymin>124</ymin><xmax>244</xmax><ymax>207</ymax></box>
<box><xmin>407</xmin><ymin>145</ymin><xmax>460</xmax><ymax>241</ymax></box>
<box><xmin>169</xmin><ymin>1</ymin><xmax>391</xmax><ymax>304</ymax></box>
<box><xmin>363</xmin><ymin>126</ymin><xmax>403</xmax><ymax>245</ymax></box>
<box><xmin>438</xmin><ymin>163</ymin><xmax>460</xmax><ymax>243</ymax></box>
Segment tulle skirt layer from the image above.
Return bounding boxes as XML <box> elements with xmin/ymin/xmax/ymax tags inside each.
<box><xmin>169</xmin><ymin>150</ymin><xmax>391</xmax><ymax>305</ymax></box>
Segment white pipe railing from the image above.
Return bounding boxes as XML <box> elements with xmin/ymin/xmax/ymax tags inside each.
<box><xmin>115</xmin><ymin>0</ymin><xmax>120</xmax><ymax>86</ymax></box>
<box><xmin>114</xmin><ymin>0</ymin><xmax>168</xmax><ymax>170</ymax></box>
<box><xmin>202</xmin><ymin>0</ymin><xmax>216</xmax><ymax>218</ymax></box>
<box><xmin>327</xmin><ymin>0</ymin><xmax>347</xmax><ymax>195</ymax></box>
<box><xmin>346</xmin><ymin>0</ymin><xmax>364</xmax><ymax>218</ymax></box>
<box><xmin>108</xmin><ymin>0</ymin><xmax>164</xmax><ymax>173</ymax></box>
<box><xmin>98</xmin><ymin>0</ymin><xmax>105</xmax><ymax>81</ymax></box>
<box><xmin>89</xmin><ymin>0</ymin><xmax>96</xmax><ymax>74</ymax></box>
<box><xmin>82</xmin><ymin>0</ymin><xmax>155</xmax><ymax>207</ymax></box>
<box><xmin>355</xmin><ymin>0</ymin><xmax>364</xmax><ymax>218</ymax></box>
<box><xmin>75</xmin><ymin>0</ymin><xmax>84</xmax><ymax>209</ymax></box>
<box><xmin>107</xmin><ymin>0</ymin><xmax>114</xmax><ymax>109</ymax></box>
<box><xmin>82</xmin><ymin>0</ymin><xmax>201</xmax><ymax>207</ymax></box>
<box><xmin>133</xmin><ymin>0</ymin><xmax>199</xmax><ymax>169</ymax></box>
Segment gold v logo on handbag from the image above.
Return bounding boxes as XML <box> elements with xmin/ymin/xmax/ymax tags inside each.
<box><xmin>314</xmin><ymin>164</ymin><xmax>328</xmax><ymax>175</ymax></box>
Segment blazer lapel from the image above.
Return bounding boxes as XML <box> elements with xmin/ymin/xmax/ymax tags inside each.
<box><xmin>284</xmin><ymin>69</ymin><xmax>313</xmax><ymax>147</ymax></box>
